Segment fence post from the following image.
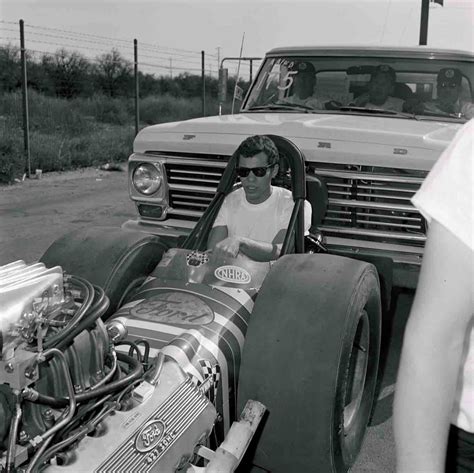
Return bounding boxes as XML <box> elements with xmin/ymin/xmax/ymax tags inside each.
<box><xmin>19</xmin><ymin>19</ymin><xmax>31</xmax><ymax>178</ymax></box>
<box><xmin>201</xmin><ymin>50</ymin><xmax>205</xmax><ymax>116</ymax></box>
<box><xmin>134</xmin><ymin>38</ymin><xmax>139</xmax><ymax>136</ymax></box>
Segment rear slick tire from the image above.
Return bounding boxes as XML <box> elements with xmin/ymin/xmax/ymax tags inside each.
<box><xmin>237</xmin><ymin>253</ymin><xmax>381</xmax><ymax>473</ymax></box>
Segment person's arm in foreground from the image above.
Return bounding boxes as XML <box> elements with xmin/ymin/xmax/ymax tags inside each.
<box><xmin>208</xmin><ymin>226</ymin><xmax>285</xmax><ymax>262</ymax></box>
<box><xmin>394</xmin><ymin>220</ymin><xmax>473</xmax><ymax>472</ymax></box>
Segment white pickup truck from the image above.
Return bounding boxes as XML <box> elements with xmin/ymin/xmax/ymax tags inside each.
<box><xmin>124</xmin><ymin>46</ymin><xmax>474</xmax><ymax>290</ymax></box>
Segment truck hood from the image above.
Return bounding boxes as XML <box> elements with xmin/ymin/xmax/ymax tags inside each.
<box><xmin>134</xmin><ymin>113</ymin><xmax>463</xmax><ymax>171</ymax></box>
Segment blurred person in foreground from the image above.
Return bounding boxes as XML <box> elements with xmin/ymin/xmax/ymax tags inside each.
<box><xmin>394</xmin><ymin>119</ymin><xmax>474</xmax><ymax>472</ymax></box>
<box><xmin>207</xmin><ymin>135</ymin><xmax>311</xmax><ymax>262</ymax></box>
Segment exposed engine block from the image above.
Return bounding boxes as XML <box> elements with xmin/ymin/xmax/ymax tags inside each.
<box><xmin>0</xmin><ymin>261</ymin><xmax>216</xmax><ymax>472</ymax></box>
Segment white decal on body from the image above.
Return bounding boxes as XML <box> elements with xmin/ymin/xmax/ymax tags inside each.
<box><xmin>126</xmin><ymin>319</ymin><xmax>184</xmax><ymax>336</ymax></box>
<box><xmin>213</xmin><ymin>312</ymin><xmax>245</xmax><ymax>350</ymax></box>
<box><xmin>186</xmin><ymin>328</ymin><xmax>230</xmax><ymax>433</ymax></box>
<box><xmin>211</xmin><ymin>285</ymin><xmax>254</xmax><ymax>313</ymax></box>
<box><xmin>214</xmin><ymin>265</ymin><xmax>251</xmax><ymax>284</ymax></box>
<box><xmin>161</xmin><ymin>343</ymin><xmax>203</xmax><ymax>381</ymax></box>
<box><xmin>117</xmin><ymin>298</ymin><xmax>145</xmax><ymax>311</ymax></box>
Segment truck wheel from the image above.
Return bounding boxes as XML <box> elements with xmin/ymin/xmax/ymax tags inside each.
<box><xmin>40</xmin><ymin>226</ymin><xmax>170</xmax><ymax>318</ymax></box>
<box><xmin>237</xmin><ymin>253</ymin><xmax>381</xmax><ymax>473</ymax></box>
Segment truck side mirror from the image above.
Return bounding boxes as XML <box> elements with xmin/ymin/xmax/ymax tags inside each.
<box><xmin>218</xmin><ymin>68</ymin><xmax>228</xmax><ymax>102</ymax></box>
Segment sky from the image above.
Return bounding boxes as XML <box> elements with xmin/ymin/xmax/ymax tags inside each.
<box><xmin>1</xmin><ymin>0</ymin><xmax>473</xmax><ymax>78</ymax></box>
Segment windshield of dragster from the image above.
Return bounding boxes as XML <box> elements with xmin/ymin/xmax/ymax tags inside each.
<box><xmin>242</xmin><ymin>55</ymin><xmax>474</xmax><ymax>121</ymax></box>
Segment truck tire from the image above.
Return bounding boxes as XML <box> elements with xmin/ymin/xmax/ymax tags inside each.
<box><xmin>237</xmin><ymin>253</ymin><xmax>381</xmax><ymax>473</ymax></box>
<box><xmin>40</xmin><ymin>226</ymin><xmax>170</xmax><ymax>318</ymax></box>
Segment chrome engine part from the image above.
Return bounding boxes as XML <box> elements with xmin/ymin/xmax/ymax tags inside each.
<box><xmin>0</xmin><ymin>261</ymin><xmax>217</xmax><ymax>472</ymax></box>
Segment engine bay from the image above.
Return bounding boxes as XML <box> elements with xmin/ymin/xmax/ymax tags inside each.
<box><xmin>0</xmin><ymin>260</ymin><xmax>218</xmax><ymax>472</ymax></box>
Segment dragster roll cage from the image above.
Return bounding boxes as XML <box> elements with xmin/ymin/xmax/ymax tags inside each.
<box><xmin>181</xmin><ymin>135</ymin><xmax>307</xmax><ymax>255</ymax></box>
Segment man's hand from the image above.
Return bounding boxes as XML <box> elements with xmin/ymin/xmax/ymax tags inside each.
<box><xmin>214</xmin><ymin>237</ymin><xmax>241</xmax><ymax>258</ymax></box>
<box><xmin>352</xmin><ymin>93</ymin><xmax>370</xmax><ymax>107</ymax></box>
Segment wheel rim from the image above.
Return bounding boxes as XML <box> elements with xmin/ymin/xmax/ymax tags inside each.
<box><xmin>343</xmin><ymin>309</ymin><xmax>370</xmax><ymax>431</ymax></box>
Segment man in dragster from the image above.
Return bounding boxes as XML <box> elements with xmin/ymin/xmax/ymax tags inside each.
<box><xmin>207</xmin><ymin>134</ymin><xmax>312</xmax><ymax>261</ymax></box>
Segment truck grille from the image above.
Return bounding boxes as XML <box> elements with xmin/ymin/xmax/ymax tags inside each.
<box><xmin>162</xmin><ymin>156</ymin><xmax>427</xmax><ymax>249</ymax></box>
<box><xmin>313</xmin><ymin>164</ymin><xmax>427</xmax><ymax>247</ymax></box>
<box><xmin>165</xmin><ymin>160</ymin><xmax>227</xmax><ymax>220</ymax></box>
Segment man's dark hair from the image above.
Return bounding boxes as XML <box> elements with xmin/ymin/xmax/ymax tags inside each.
<box><xmin>234</xmin><ymin>135</ymin><xmax>279</xmax><ymax>166</ymax></box>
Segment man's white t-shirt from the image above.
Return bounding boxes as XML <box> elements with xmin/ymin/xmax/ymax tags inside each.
<box><xmin>412</xmin><ymin>119</ymin><xmax>474</xmax><ymax>432</ymax></box>
<box><xmin>213</xmin><ymin>186</ymin><xmax>312</xmax><ymax>243</ymax></box>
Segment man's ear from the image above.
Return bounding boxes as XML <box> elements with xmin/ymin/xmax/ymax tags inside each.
<box><xmin>271</xmin><ymin>163</ymin><xmax>279</xmax><ymax>178</ymax></box>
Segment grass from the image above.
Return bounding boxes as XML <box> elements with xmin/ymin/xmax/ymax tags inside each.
<box><xmin>0</xmin><ymin>90</ymin><xmax>233</xmax><ymax>183</ymax></box>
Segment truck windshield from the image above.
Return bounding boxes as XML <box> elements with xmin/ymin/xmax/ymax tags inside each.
<box><xmin>242</xmin><ymin>55</ymin><xmax>474</xmax><ymax>121</ymax></box>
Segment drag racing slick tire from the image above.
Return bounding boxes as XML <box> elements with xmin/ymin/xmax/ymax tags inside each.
<box><xmin>237</xmin><ymin>253</ymin><xmax>381</xmax><ymax>473</ymax></box>
<box><xmin>41</xmin><ymin>226</ymin><xmax>170</xmax><ymax>318</ymax></box>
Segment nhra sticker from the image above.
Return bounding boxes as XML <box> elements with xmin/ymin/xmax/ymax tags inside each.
<box><xmin>130</xmin><ymin>292</ymin><xmax>214</xmax><ymax>325</ymax></box>
<box><xmin>214</xmin><ymin>265</ymin><xmax>251</xmax><ymax>285</ymax></box>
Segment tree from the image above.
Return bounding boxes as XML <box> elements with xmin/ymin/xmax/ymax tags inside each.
<box><xmin>0</xmin><ymin>44</ymin><xmax>20</xmax><ymax>92</ymax></box>
<box><xmin>42</xmin><ymin>49</ymin><xmax>91</xmax><ymax>98</ymax></box>
<box><xmin>95</xmin><ymin>49</ymin><xmax>132</xmax><ymax>97</ymax></box>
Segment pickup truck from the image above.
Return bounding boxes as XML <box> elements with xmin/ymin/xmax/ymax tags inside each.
<box><xmin>124</xmin><ymin>46</ymin><xmax>474</xmax><ymax>290</ymax></box>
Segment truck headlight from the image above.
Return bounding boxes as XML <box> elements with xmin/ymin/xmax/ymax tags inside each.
<box><xmin>133</xmin><ymin>163</ymin><xmax>162</xmax><ymax>195</ymax></box>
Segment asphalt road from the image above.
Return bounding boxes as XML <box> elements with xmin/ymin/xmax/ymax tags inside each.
<box><xmin>0</xmin><ymin>168</ymin><xmax>414</xmax><ymax>472</ymax></box>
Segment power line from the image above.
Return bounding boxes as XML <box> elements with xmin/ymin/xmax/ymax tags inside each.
<box><xmin>380</xmin><ymin>0</ymin><xmax>392</xmax><ymax>43</ymax></box>
<box><xmin>24</xmin><ymin>22</ymin><xmax>210</xmax><ymax>57</ymax></box>
<box><xmin>21</xmin><ymin>30</ymin><xmax>135</xmax><ymax>51</ymax></box>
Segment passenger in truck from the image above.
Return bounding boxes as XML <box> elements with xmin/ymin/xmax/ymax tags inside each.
<box><xmin>352</xmin><ymin>64</ymin><xmax>404</xmax><ymax>112</ymax></box>
<box><xmin>207</xmin><ymin>135</ymin><xmax>312</xmax><ymax>262</ymax></box>
<box><xmin>283</xmin><ymin>61</ymin><xmax>329</xmax><ymax>110</ymax></box>
<box><xmin>423</xmin><ymin>68</ymin><xmax>474</xmax><ymax>119</ymax></box>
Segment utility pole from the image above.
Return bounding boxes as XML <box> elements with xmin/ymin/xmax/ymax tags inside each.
<box><xmin>19</xmin><ymin>19</ymin><xmax>31</xmax><ymax>178</ymax></box>
<box><xmin>419</xmin><ymin>0</ymin><xmax>444</xmax><ymax>45</ymax></box>
<box><xmin>216</xmin><ymin>46</ymin><xmax>221</xmax><ymax>70</ymax></box>
<box><xmin>169</xmin><ymin>57</ymin><xmax>173</xmax><ymax>78</ymax></box>
<box><xmin>419</xmin><ymin>0</ymin><xmax>429</xmax><ymax>45</ymax></box>
<box><xmin>134</xmin><ymin>39</ymin><xmax>139</xmax><ymax>136</ymax></box>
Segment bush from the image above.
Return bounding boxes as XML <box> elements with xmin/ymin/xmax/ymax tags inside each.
<box><xmin>74</xmin><ymin>95</ymin><xmax>133</xmax><ymax>126</ymax></box>
<box><xmin>139</xmin><ymin>94</ymin><xmax>201</xmax><ymax>124</ymax></box>
<box><xmin>0</xmin><ymin>87</ymin><xmax>227</xmax><ymax>182</ymax></box>
<box><xmin>0</xmin><ymin>119</ymin><xmax>24</xmax><ymax>183</ymax></box>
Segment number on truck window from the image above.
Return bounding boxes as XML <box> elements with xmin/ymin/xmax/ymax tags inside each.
<box><xmin>277</xmin><ymin>70</ymin><xmax>298</xmax><ymax>91</ymax></box>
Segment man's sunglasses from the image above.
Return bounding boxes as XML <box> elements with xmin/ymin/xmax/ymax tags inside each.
<box><xmin>236</xmin><ymin>163</ymin><xmax>275</xmax><ymax>178</ymax></box>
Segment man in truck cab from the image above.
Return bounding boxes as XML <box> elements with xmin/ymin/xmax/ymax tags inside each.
<box><xmin>283</xmin><ymin>61</ymin><xmax>331</xmax><ymax>110</ymax></box>
<box><xmin>352</xmin><ymin>64</ymin><xmax>404</xmax><ymax>112</ymax></box>
<box><xmin>424</xmin><ymin>68</ymin><xmax>474</xmax><ymax>119</ymax></box>
<box><xmin>207</xmin><ymin>135</ymin><xmax>312</xmax><ymax>262</ymax></box>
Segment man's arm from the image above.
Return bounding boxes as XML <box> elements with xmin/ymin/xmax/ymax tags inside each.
<box><xmin>239</xmin><ymin>228</ymin><xmax>286</xmax><ymax>262</ymax></box>
<box><xmin>210</xmin><ymin>228</ymin><xmax>286</xmax><ymax>262</ymax></box>
<box><xmin>207</xmin><ymin>225</ymin><xmax>228</xmax><ymax>251</ymax></box>
<box><xmin>394</xmin><ymin>220</ymin><xmax>473</xmax><ymax>472</ymax></box>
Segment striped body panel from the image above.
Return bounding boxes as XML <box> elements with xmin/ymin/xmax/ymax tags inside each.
<box><xmin>114</xmin><ymin>279</ymin><xmax>254</xmax><ymax>436</ymax></box>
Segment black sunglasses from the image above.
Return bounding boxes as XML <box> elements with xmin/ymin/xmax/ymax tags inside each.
<box><xmin>236</xmin><ymin>163</ymin><xmax>275</xmax><ymax>178</ymax></box>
